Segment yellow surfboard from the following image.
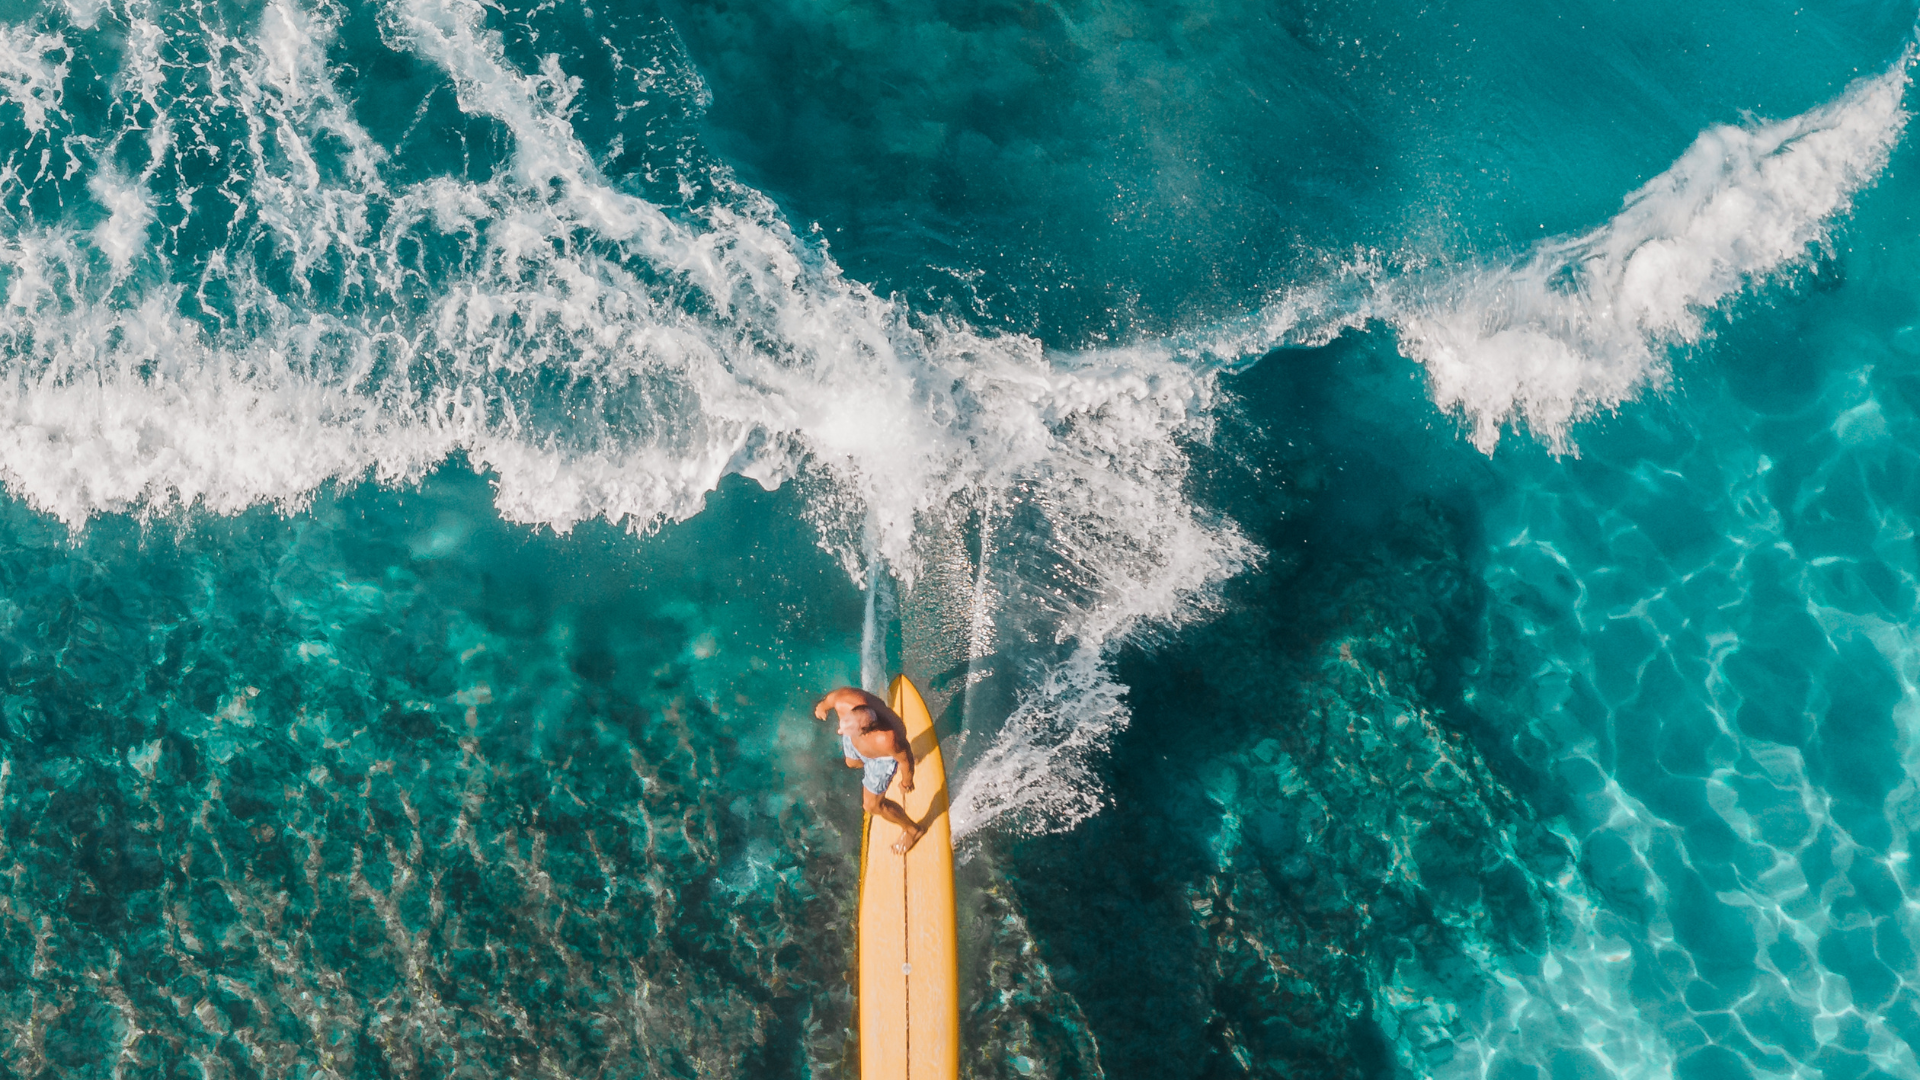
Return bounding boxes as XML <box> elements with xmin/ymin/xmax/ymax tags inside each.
<box><xmin>858</xmin><ymin>675</ymin><xmax>959</xmax><ymax>1080</ymax></box>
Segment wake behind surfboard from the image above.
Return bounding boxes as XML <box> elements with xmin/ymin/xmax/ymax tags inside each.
<box><xmin>858</xmin><ymin>675</ymin><xmax>959</xmax><ymax>1079</ymax></box>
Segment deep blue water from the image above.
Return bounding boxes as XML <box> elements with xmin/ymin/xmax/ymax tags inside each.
<box><xmin>0</xmin><ymin>0</ymin><xmax>1915</xmax><ymax>1077</ymax></box>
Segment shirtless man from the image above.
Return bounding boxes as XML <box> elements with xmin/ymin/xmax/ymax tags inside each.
<box><xmin>815</xmin><ymin>686</ymin><xmax>925</xmax><ymax>853</ymax></box>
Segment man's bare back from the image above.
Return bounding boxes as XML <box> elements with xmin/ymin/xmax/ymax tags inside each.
<box><xmin>815</xmin><ymin>687</ymin><xmax>924</xmax><ymax>853</ymax></box>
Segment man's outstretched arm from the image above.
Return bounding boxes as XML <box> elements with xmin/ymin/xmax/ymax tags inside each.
<box><xmin>814</xmin><ymin>686</ymin><xmax>866</xmax><ymax>720</ymax></box>
<box><xmin>893</xmin><ymin>742</ymin><xmax>916</xmax><ymax>793</ymax></box>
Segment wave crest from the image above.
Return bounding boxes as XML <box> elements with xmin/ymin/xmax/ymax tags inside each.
<box><xmin>0</xmin><ymin>0</ymin><xmax>1252</xmax><ymax>837</ymax></box>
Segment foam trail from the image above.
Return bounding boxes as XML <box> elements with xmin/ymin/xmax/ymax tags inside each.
<box><xmin>1208</xmin><ymin>51</ymin><xmax>1913</xmax><ymax>453</ymax></box>
<box><xmin>861</xmin><ymin>578</ymin><xmax>884</xmax><ymax>695</ymax></box>
<box><xmin>860</xmin><ymin>525</ymin><xmax>892</xmax><ymax>695</ymax></box>
<box><xmin>1406</xmin><ymin>52</ymin><xmax>1910</xmax><ymax>451</ymax></box>
<box><xmin>949</xmin><ymin>643</ymin><xmax>1127</xmax><ymax>837</ymax></box>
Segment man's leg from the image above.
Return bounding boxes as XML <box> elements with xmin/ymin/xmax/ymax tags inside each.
<box><xmin>863</xmin><ymin>789</ymin><xmax>925</xmax><ymax>853</ymax></box>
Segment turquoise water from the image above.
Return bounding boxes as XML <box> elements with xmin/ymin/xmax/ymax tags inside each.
<box><xmin>0</xmin><ymin>0</ymin><xmax>1919</xmax><ymax>1076</ymax></box>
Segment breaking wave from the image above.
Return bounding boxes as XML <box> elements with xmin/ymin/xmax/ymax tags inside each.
<box><xmin>0</xmin><ymin>0</ymin><xmax>1253</xmax><ymax>837</ymax></box>
<box><xmin>0</xmin><ymin>0</ymin><xmax>1908</xmax><ymax>843</ymax></box>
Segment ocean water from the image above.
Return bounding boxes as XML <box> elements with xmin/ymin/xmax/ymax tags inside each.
<box><xmin>0</xmin><ymin>0</ymin><xmax>1918</xmax><ymax>1076</ymax></box>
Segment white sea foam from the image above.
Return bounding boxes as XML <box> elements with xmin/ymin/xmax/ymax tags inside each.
<box><xmin>0</xmin><ymin>0</ymin><xmax>1251</xmax><ymax>837</ymax></box>
<box><xmin>0</xmin><ymin>25</ymin><xmax>66</xmax><ymax>137</ymax></box>
<box><xmin>2</xmin><ymin>0</ymin><xmax>1906</xmax><ymax>852</ymax></box>
<box><xmin>385</xmin><ymin>0</ymin><xmax>1257</xmax><ymax>842</ymax></box>
<box><xmin>87</xmin><ymin>170</ymin><xmax>154</xmax><ymax>279</ymax></box>
<box><xmin>1216</xmin><ymin>53</ymin><xmax>1914</xmax><ymax>454</ymax></box>
<box><xmin>1403</xmin><ymin>54</ymin><xmax>1911</xmax><ymax>452</ymax></box>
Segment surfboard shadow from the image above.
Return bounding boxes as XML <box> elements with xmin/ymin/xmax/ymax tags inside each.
<box><xmin>916</xmin><ymin>777</ymin><xmax>950</xmax><ymax>831</ymax></box>
<box><xmin>907</xmin><ymin>729</ymin><xmax>950</xmax><ymax>830</ymax></box>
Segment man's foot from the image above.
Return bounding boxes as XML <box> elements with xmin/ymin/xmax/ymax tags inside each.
<box><xmin>892</xmin><ymin>824</ymin><xmax>925</xmax><ymax>854</ymax></box>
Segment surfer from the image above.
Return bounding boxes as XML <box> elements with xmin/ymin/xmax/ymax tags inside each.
<box><xmin>815</xmin><ymin>686</ymin><xmax>925</xmax><ymax>853</ymax></box>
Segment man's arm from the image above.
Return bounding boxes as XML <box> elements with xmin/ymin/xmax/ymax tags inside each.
<box><xmin>814</xmin><ymin>687</ymin><xmax>862</xmax><ymax>721</ymax></box>
<box><xmin>893</xmin><ymin>733</ymin><xmax>916</xmax><ymax>793</ymax></box>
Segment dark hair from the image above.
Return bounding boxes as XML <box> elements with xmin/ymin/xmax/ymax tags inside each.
<box><xmin>849</xmin><ymin>704</ymin><xmax>877</xmax><ymax>729</ymax></box>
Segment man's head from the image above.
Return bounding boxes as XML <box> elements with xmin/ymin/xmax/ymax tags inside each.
<box><xmin>836</xmin><ymin>704</ymin><xmax>878</xmax><ymax>735</ymax></box>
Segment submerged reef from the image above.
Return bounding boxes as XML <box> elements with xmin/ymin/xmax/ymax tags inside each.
<box><xmin>1002</xmin><ymin>486</ymin><xmax>1578</xmax><ymax>1079</ymax></box>
<box><xmin>0</xmin><ymin>481</ymin><xmax>867</xmax><ymax>1079</ymax></box>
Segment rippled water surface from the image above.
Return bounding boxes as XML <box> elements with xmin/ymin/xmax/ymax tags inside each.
<box><xmin>0</xmin><ymin>0</ymin><xmax>1918</xmax><ymax>1077</ymax></box>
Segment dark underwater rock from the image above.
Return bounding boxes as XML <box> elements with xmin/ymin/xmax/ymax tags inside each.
<box><xmin>1001</xmin><ymin>499</ymin><xmax>1570</xmax><ymax>1079</ymax></box>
